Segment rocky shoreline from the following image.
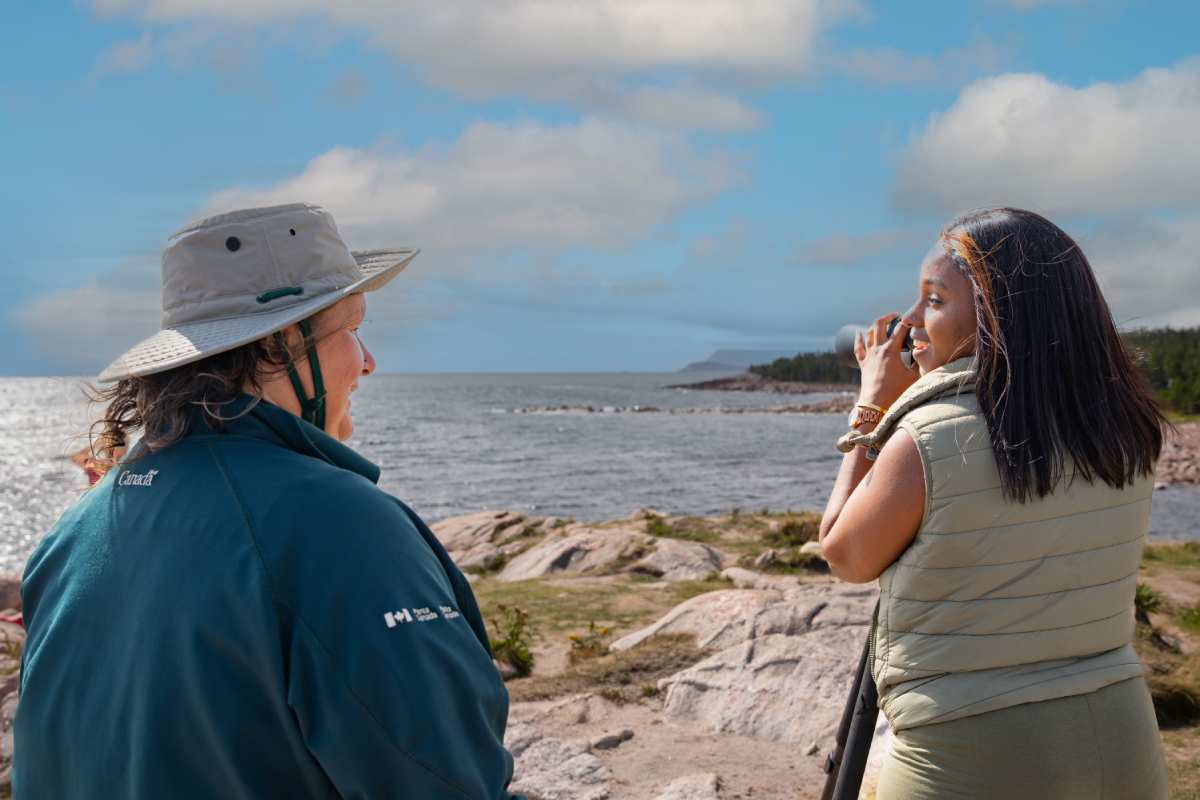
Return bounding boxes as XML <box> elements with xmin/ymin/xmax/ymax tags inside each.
<box><xmin>429</xmin><ymin>508</ymin><xmax>1200</xmax><ymax>800</ymax></box>
<box><xmin>1159</xmin><ymin>422</ymin><xmax>1200</xmax><ymax>487</ymax></box>
<box><xmin>511</xmin><ymin>397</ymin><xmax>856</xmax><ymax>415</ymax></box>
<box><xmin>668</xmin><ymin>374</ymin><xmax>857</xmax><ymax>395</ymax></box>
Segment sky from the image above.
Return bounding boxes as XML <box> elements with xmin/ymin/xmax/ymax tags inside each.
<box><xmin>3</xmin><ymin>0</ymin><xmax>1199</xmax><ymax>374</ymax></box>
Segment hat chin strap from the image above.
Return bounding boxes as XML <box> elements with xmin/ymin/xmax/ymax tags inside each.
<box><xmin>274</xmin><ymin>318</ymin><xmax>326</xmax><ymax>431</ymax></box>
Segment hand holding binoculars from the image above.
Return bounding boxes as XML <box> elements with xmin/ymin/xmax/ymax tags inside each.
<box><xmin>834</xmin><ymin>316</ymin><xmax>915</xmax><ymax>371</ymax></box>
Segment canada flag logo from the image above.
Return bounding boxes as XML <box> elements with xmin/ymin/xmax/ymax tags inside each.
<box><xmin>384</xmin><ymin>609</ymin><xmax>413</xmax><ymax>628</ymax></box>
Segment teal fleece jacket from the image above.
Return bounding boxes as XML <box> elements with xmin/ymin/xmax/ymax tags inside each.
<box><xmin>17</xmin><ymin>397</ymin><xmax>523</xmax><ymax>799</ymax></box>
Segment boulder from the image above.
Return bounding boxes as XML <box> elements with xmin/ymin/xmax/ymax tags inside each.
<box><xmin>430</xmin><ymin>510</ymin><xmax>526</xmax><ymax>553</ymax></box>
<box><xmin>610</xmin><ymin>584</ymin><xmax>876</xmax><ymax>653</ymax></box>
<box><xmin>498</xmin><ymin>527</ymin><xmax>654</xmax><ymax>582</ymax></box>
<box><xmin>752</xmin><ymin>549</ymin><xmax>778</xmax><ymax>569</ymax></box>
<box><xmin>506</xmin><ymin>728</ymin><xmax>611</xmax><ymax>800</ymax></box>
<box><xmin>657</xmin><ymin>629</ymin><xmax>875</xmax><ymax>748</ymax></box>
<box><xmin>609</xmin><ymin>589</ymin><xmax>782</xmax><ymax>652</ymax></box>
<box><xmin>458</xmin><ymin>539</ymin><xmax>537</xmax><ymax>572</ymax></box>
<box><xmin>718</xmin><ymin>567</ymin><xmax>786</xmax><ymax>591</ymax></box>
<box><xmin>631</xmin><ymin>538</ymin><xmax>724</xmax><ymax>581</ymax></box>
<box><xmin>654</xmin><ymin>773</ymin><xmax>722</xmax><ymax>800</ymax></box>
<box><xmin>457</xmin><ymin>543</ymin><xmax>504</xmax><ymax>571</ymax></box>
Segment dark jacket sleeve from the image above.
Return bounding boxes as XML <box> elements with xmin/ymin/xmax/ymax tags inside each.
<box><xmin>262</xmin><ymin>473</ymin><xmax>523</xmax><ymax>799</ymax></box>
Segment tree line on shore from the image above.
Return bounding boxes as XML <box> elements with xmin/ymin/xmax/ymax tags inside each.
<box><xmin>750</xmin><ymin>326</ymin><xmax>1200</xmax><ymax>416</ymax></box>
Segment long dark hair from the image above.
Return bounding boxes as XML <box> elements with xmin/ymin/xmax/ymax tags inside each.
<box><xmin>940</xmin><ymin>207</ymin><xmax>1167</xmax><ymax>502</ymax></box>
<box><xmin>87</xmin><ymin>317</ymin><xmax>326</xmax><ymax>476</ymax></box>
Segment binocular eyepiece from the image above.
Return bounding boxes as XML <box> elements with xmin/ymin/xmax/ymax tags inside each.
<box><xmin>834</xmin><ymin>316</ymin><xmax>915</xmax><ymax>370</ymax></box>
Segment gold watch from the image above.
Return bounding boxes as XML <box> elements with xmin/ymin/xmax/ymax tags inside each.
<box><xmin>847</xmin><ymin>403</ymin><xmax>886</xmax><ymax>430</ymax></box>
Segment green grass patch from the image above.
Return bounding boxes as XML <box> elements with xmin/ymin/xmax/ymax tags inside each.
<box><xmin>645</xmin><ymin>515</ymin><xmax>722</xmax><ymax>544</ymax></box>
<box><xmin>472</xmin><ymin>572</ymin><xmax>735</xmax><ymax>646</ymax></box>
<box><xmin>1179</xmin><ymin>607</ymin><xmax>1200</xmax><ymax>634</ymax></box>
<box><xmin>1143</xmin><ymin>541</ymin><xmax>1200</xmax><ymax>569</ymax></box>
<box><xmin>473</xmin><ymin>578</ymin><xmax>650</xmax><ymax>639</ymax></box>
<box><xmin>506</xmin><ymin>633</ymin><xmax>707</xmax><ymax>704</ymax></box>
<box><xmin>667</xmin><ymin>573</ymin><xmax>735</xmax><ymax>603</ymax></box>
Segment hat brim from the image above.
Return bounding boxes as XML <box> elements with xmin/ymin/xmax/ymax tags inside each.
<box><xmin>97</xmin><ymin>248</ymin><xmax>418</xmax><ymax>383</ymax></box>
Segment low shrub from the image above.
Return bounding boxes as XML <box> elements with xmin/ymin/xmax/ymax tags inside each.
<box><xmin>762</xmin><ymin>513</ymin><xmax>821</xmax><ymax>548</ymax></box>
<box><xmin>1136</xmin><ymin>582</ymin><xmax>1163</xmax><ymax>623</ymax></box>
<box><xmin>489</xmin><ymin>604</ymin><xmax>534</xmax><ymax>678</ymax></box>
<box><xmin>568</xmin><ymin>621</ymin><xmax>613</xmax><ymax>664</ymax></box>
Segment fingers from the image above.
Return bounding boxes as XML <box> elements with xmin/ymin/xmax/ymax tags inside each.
<box><xmin>870</xmin><ymin>314</ymin><xmax>890</xmax><ymax>348</ymax></box>
<box><xmin>854</xmin><ymin>330</ymin><xmax>866</xmax><ymax>365</ymax></box>
<box><xmin>887</xmin><ymin>318</ymin><xmax>911</xmax><ymax>353</ymax></box>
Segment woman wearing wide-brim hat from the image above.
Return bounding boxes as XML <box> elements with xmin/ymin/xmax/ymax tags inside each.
<box><xmin>16</xmin><ymin>204</ymin><xmax>525</xmax><ymax>799</ymax></box>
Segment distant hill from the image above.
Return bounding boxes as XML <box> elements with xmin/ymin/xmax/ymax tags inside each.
<box><xmin>680</xmin><ymin>349</ymin><xmax>798</xmax><ymax>373</ymax></box>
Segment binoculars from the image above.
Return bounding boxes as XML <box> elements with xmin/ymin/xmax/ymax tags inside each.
<box><xmin>834</xmin><ymin>316</ymin><xmax>915</xmax><ymax>370</ymax></box>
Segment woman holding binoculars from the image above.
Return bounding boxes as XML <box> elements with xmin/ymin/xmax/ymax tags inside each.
<box><xmin>819</xmin><ymin>207</ymin><xmax>1169</xmax><ymax>799</ymax></box>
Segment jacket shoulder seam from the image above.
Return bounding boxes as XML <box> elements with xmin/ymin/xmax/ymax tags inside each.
<box><xmin>203</xmin><ymin>442</ymin><xmax>287</xmax><ymax>609</ymax></box>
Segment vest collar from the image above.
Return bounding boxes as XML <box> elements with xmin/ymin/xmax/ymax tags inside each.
<box><xmin>837</xmin><ymin>356</ymin><xmax>977</xmax><ymax>456</ymax></box>
<box><xmin>190</xmin><ymin>394</ymin><xmax>381</xmax><ymax>484</ymax></box>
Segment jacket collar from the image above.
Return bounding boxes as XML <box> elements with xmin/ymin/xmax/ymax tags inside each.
<box><xmin>190</xmin><ymin>394</ymin><xmax>381</xmax><ymax>484</ymax></box>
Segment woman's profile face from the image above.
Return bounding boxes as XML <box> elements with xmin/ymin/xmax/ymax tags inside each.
<box><xmin>902</xmin><ymin>246</ymin><xmax>978</xmax><ymax>375</ymax></box>
<box><xmin>312</xmin><ymin>294</ymin><xmax>375</xmax><ymax>441</ymax></box>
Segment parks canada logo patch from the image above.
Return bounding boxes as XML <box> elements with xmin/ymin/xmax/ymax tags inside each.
<box><xmin>384</xmin><ymin>604</ymin><xmax>461</xmax><ymax>628</ymax></box>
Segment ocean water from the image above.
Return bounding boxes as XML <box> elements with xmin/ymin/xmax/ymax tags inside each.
<box><xmin>2</xmin><ymin>374</ymin><xmax>1197</xmax><ymax>576</ymax></box>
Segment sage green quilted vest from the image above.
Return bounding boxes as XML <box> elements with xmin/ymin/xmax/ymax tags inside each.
<box><xmin>846</xmin><ymin>357</ymin><xmax>1152</xmax><ymax>732</ymax></box>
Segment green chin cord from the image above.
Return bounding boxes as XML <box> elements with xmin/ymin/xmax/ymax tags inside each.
<box><xmin>274</xmin><ymin>318</ymin><xmax>327</xmax><ymax>431</ymax></box>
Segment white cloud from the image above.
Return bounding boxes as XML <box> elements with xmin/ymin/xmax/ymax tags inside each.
<box><xmin>89</xmin><ymin>0</ymin><xmax>866</xmax><ymax>129</ymax></box>
<box><xmin>206</xmin><ymin>118</ymin><xmax>742</xmax><ymax>253</ymax></box>
<box><xmin>894</xmin><ymin>60</ymin><xmax>1200</xmax><ymax>215</ymax></box>
<box><xmin>586</xmin><ymin>84</ymin><xmax>763</xmax><ymax>132</ymax></box>
<box><xmin>794</xmin><ymin>226</ymin><xmax>928</xmax><ymax>266</ymax></box>
<box><xmin>12</xmin><ymin>282</ymin><xmax>161</xmax><ymax>365</ymax></box>
<box><xmin>1081</xmin><ymin>214</ymin><xmax>1200</xmax><ymax>330</ymax></box>
<box><xmin>93</xmin><ymin>1</ymin><xmax>857</xmax><ymax>76</ymax></box>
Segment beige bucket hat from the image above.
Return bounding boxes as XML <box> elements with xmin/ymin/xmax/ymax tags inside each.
<box><xmin>99</xmin><ymin>203</ymin><xmax>417</xmax><ymax>383</ymax></box>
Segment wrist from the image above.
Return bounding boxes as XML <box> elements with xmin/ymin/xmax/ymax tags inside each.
<box><xmin>847</xmin><ymin>403</ymin><xmax>886</xmax><ymax>430</ymax></box>
<box><xmin>856</xmin><ymin>390</ymin><xmax>892</xmax><ymax>409</ymax></box>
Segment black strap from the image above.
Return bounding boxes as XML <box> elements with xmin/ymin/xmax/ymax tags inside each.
<box><xmin>274</xmin><ymin>318</ymin><xmax>326</xmax><ymax>431</ymax></box>
<box><xmin>820</xmin><ymin>599</ymin><xmax>881</xmax><ymax>800</ymax></box>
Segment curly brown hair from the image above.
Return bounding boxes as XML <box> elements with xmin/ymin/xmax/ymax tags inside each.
<box><xmin>86</xmin><ymin>321</ymin><xmax>320</xmax><ymax>475</ymax></box>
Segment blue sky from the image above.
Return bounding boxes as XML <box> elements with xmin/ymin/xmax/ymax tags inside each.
<box><xmin>3</xmin><ymin>0</ymin><xmax>1199</xmax><ymax>374</ymax></box>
